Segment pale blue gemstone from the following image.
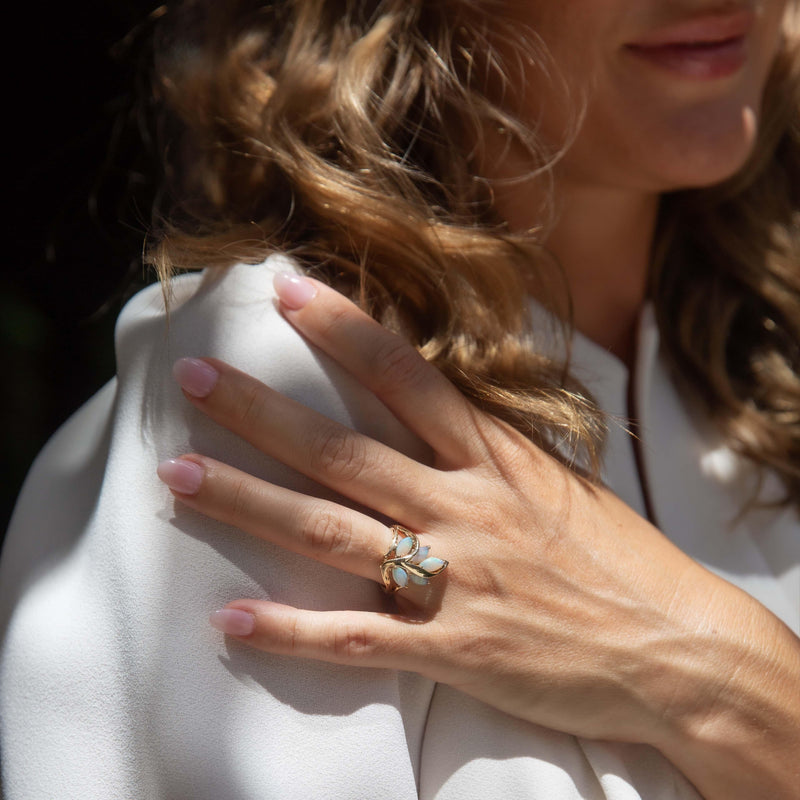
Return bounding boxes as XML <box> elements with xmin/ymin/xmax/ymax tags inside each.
<box><xmin>419</xmin><ymin>557</ymin><xmax>446</xmax><ymax>574</ymax></box>
<box><xmin>395</xmin><ymin>537</ymin><xmax>415</xmax><ymax>558</ymax></box>
<box><xmin>411</xmin><ymin>546</ymin><xmax>430</xmax><ymax>564</ymax></box>
<box><xmin>392</xmin><ymin>566</ymin><xmax>409</xmax><ymax>588</ymax></box>
<box><xmin>409</xmin><ymin>573</ymin><xmax>429</xmax><ymax>585</ymax></box>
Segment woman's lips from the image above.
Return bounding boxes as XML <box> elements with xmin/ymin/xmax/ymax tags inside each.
<box><xmin>625</xmin><ymin>11</ymin><xmax>753</xmax><ymax>80</ymax></box>
<box><xmin>626</xmin><ymin>37</ymin><xmax>747</xmax><ymax>79</ymax></box>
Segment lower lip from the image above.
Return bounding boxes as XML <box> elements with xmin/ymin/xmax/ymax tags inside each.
<box><xmin>625</xmin><ymin>37</ymin><xmax>747</xmax><ymax>80</ymax></box>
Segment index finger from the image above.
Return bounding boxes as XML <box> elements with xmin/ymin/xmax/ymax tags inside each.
<box><xmin>273</xmin><ymin>272</ymin><xmax>486</xmax><ymax>467</ymax></box>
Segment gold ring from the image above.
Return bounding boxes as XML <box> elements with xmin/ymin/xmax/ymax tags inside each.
<box><xmin>380</xmin><ymin>525</ymin><xmax>448</xmax><ymax>593</ymax></box>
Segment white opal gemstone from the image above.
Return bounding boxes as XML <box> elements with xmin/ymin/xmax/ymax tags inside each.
<box><xmin>411</xmin><ymin>546</ymin><xmax>430</xmax><ymax>564</ymax></box>
<box><xmin>392</xmin><ymin>566</ymin><xmax>409</xmax><ymax>588</ymax></box>
<box><xmin>395</xmin><ymin>537</ymin><xmax>415</xmax><ymax>558</ymax></box>
<box><xmin>419</xmin><ymin>557</ymin><xmax>446</xmax><ymax>574</ymax></box>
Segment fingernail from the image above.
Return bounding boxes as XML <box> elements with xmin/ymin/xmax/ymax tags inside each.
<box><xmin>173</xmin><ymin>358</ymin><xmax>219</xmax><ymax>398</ymax></box>
<box><xmin>157</xmin><ymin>458</ymin><xmax>205</xmax><ymax>495</ymax></box>
<box><xmin>210</xmin><ymin>609</ymin><xmax>255</xmax><ymax>636</ymax></box>
<box><xmin>273</xmin><ymin>272</ymin><xmax>317</xmax><ymax>310</ymax></box>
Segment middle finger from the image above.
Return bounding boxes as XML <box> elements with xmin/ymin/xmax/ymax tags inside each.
<box><xmin>174</xmin><ymin>357</ymin><xmax>437</xmax><ymax>528</ymax></box>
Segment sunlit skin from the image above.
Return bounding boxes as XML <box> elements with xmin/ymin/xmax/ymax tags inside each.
<box><xmin>490</xmin><ymin>0</ymin><xmax>787</xmax><ymax>363</ymax></box>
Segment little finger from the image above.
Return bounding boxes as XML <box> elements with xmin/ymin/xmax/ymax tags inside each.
<box><xmin>209</xmin><ymin>600</ymin><xmax>438</xmax><ymax>672</ymax></box>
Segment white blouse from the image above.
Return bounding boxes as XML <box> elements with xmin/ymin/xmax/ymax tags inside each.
<box><xmin>1</xmin><ymin>255</ymin><xmax>797</xmax><ymax>799</ymax></box>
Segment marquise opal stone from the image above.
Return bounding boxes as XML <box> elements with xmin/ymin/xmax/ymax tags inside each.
<box><xmin>395</xmin><ymin>537</ymin><xmax>415</xmax><ymax>558</ymax></box>
<box><xmin>419</xmin><ymin>557</ymin><xmax>446</xmax><ymax>573</ymax></box>
<box><xmin>392</xmin><ymin>566</ymin><xmax>409</xmax><ymax>588</ymax></box>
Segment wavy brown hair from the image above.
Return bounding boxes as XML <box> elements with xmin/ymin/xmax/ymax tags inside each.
<box><xmin>147</xmin><ymin>0</ymin><xmax>800</xmax><ymax>504</ymax></box>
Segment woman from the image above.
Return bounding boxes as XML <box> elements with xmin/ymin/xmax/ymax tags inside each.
<box><xmin>2</xmin><ymin>1</ymin><xmax>799</xmax><ymax>798</ymax></box>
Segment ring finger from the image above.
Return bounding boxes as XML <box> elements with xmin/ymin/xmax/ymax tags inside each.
<box><xmin>158</xmin><ymin>454</ymin><xmax>405</xmax><ymax>583</ymax></box>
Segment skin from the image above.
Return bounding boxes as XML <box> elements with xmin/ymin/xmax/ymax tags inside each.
<box><xmin>157</xmin><ymin>1</ymin><xmax>800</xmax><ymax>798</ymax></box>
<box><xmin>492</xmin><ymin>0</ymin><xmax>787</xmax><ymax>362</ymax></box>
<box><xmin>162</xmin><ymin>281</ymin><xmax>800</xmax><ymax>800</ymax></box>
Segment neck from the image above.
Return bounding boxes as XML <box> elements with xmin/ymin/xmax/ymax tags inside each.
<box><xmin>495</xmin><ymin>171</ymin><xmax>659</xmax><ymax>368</ymax></box>
<box><xmin>546</xmin><ymin>183</ymin><xmax>658</xmax><ymax>367</ymax></box>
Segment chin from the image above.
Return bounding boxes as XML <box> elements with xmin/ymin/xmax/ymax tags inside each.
<box><xmin>645</xmin><ymin>103</ymin><xmax>762</xmax><ymax>192</ymax></box>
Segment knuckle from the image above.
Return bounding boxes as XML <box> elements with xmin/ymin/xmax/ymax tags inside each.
<box><xmin>307</xmin><ymin>426</ymin><xmax>366</xmax><ymax>482</ymax></box>
<box><xmin>300</xmin><ymin>508</ymin><xmax>352</xmax><ymax>556</ymax></box>
<box><xmin>330</xmin><ymin>621</ymin><xmax>372</xmax><ymax>661</ymax></box>
<box><xmin>372</xmin><ymin>338</ymin><xmax>426</xmax><ymax>392</ymax></box>
<box><xmin>317</xmin><ymin>304</ymin><xmax>351</xmax><ymax>340</ymax></box>
<box><xmin>236</xmin><ymin>381</ymin><xmax>267</xmax><ymax>429</ymax></box>
<box><xmin>284</xmin><ymin>613</ymin><xmax>303</xmax><ymax>655</ymax></box>
<box><xmin>228</xmin><ymin>476</ymin><xmax>256</xmax><ymax>520</ymax></box>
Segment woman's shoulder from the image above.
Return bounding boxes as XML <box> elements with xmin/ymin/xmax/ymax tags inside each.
<box><xmin>115</xmin><ymin>253</ymin><xmax>426</xmax><ymax>455</ymax></box>
<box><xmin>115</xmin><ymin>253</ymin><xmax>315</xmax><ymax>400</ymax></box>
<box><xmin>0</xmin><ymin>255</ymin><xmax>433</xmax><ymax>799</ymax></box>
<box><xmin>1</xmin><ymin>252</ymin><xmax>427</xmax><ymax>616</ymax></box>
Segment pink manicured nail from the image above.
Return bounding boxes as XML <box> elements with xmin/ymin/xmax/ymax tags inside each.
<box><xmin>273</xmin><ymin>271</ymin><xmax>317</xmax><ymax>310</ymax></box>
<box><xmin>173</xmin><ymin>358</ymin><xmax>219</xmax><ymax>398</ymax></box>
<box><xmin>210</xmin><ymin>609</ymin><xmax>255</xmax><ymax>636</ymax></box>
<box><xmin>157</xmin><ymin>458</ymin><xmax>204</xmax><ymax>495</ymax></box>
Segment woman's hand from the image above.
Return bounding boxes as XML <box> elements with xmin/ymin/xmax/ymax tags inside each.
<box><xmin>158</xmin><ymin>273</ymin><xmax>800</xmax><ymax>800</ymax></box>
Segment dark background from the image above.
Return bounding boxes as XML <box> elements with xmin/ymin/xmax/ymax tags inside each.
<box><xmin>2</xmin><ymin>3</ymin><xmax>163</xmax><ymax>542</ymax></box>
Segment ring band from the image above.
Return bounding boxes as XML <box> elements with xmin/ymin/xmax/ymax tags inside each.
<box><xmin>380</xmin><ymin>525</ymin><xmax>448</xmax><ymax>592</ymax></box>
